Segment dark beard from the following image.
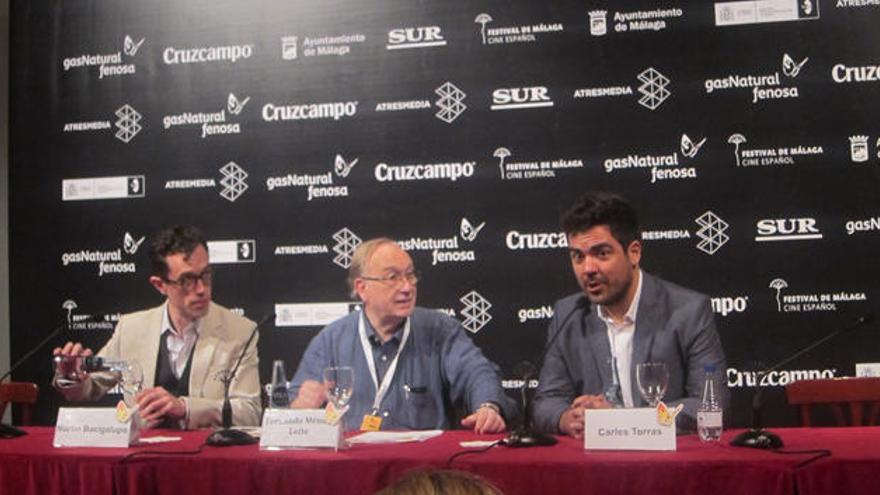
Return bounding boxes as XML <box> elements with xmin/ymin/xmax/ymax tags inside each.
<box><xmin>586</xmin><ymin>278</ymin><xmax>632</xmax><ymax>309</ymax></box>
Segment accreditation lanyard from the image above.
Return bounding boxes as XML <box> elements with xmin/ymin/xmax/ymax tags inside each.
<box><xmin>358</xmin><ymin>313</ymin><xmax>411</xmax><ymax>413</ymax></box>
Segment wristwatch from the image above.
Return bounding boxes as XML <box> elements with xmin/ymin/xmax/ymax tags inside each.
<box><xmin>478</xmin><ymin>401</ymin><xmax>501</xmax><ymax>414</ymax></box>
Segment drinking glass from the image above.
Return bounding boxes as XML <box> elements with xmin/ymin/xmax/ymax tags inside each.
<box><xmin>52</xmin><ymin>355</ymin><xmax>86</xmax><ymax>386</ymax></box>
<box><xmin>636</xmin><ymin>362</ymin><xmax>669</xmax><ymax>407</ymax></box>
<box><xmin>323</xmin><ymin>366</ymin><xmax>354</xmax><ymax>409</ymax></box>
<box><xmin>118</xmin><ymin>361</ymin><xmax>144</xmax><ymax>397</ymax></box>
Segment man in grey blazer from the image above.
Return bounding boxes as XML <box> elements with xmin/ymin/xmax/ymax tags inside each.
<box><xmin>533</xmin><ymin>192</ymin><xmax>727</xmax><ymax>437</ymax></box>
<box><xmin>53</xmin><ymin>226</ymin><xmax>261</xmax><ymax>429</ymax></box>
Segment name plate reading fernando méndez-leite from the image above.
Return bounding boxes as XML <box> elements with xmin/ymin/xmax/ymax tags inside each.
<box><xmin>53</xmin><ymin>403</ymin><xmax>141</xmax><ymax>448</ymax></box>
<box><xmin>260</xmin><ymin>408</ymin><xmax>344</xmax><ymax>450</ymax></box>
<box><xmin>584</xmin><ymin>402</ymin><xmax>682</xmax><ymax>451</ymax></box>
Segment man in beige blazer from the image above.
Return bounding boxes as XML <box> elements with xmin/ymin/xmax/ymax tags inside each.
<box><xmin>53</xmin><ymin>226</ymin><xmax>261</xmax><ymax>429</ymax></box>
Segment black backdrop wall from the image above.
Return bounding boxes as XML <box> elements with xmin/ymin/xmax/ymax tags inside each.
<box><xmin>9</xmin><ymin>0</ymin><xmax>880</xmax><ymax>427</ymax></box>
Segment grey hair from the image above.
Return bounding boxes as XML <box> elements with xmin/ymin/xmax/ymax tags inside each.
<box><xmin>347</xmin><ymin>237</ymin><xmax>397</xmax><ymax>299</ymax></box>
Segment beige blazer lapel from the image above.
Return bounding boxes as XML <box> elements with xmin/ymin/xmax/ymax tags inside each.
<box><xmin>129</xmin><ymin>305</ymin><xmax>165</xmax><ymax>389</ymax></box>
<box><xmin>188</xmin><ymin>303</ymin><xmax>222</xmax><ymax>397</ymax></box>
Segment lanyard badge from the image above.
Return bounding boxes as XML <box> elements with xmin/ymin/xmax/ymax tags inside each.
<box><xmin>357</xmin><ymin>313</ymin><xmax>411</xmax><ymax>431</ymax></box>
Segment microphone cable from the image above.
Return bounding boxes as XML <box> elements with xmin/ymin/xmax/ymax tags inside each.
<box><xmin>445</xmin><ymin>440</ymin><xmax>502</xmax><ymax>468</ymax></box>
<box><xmin>768</xmin><ymin>447</ymin><xmax>832</xmax><ymax>468</ymax></box>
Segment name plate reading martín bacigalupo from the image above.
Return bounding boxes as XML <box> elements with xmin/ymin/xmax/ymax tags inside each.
<box><xmin>53</xmin><ymin>404</ymin><xmax>141</xmax><ymax>448</ymax></box>
<box><xmin>584</xmin><ymin>403</ymin><xmax>682</xmax><ymax>451</ymax></box>
<box><xmin>259</xmin><ymin>409</ymin><xmax>344</xmax><ymax>450</ymax></box>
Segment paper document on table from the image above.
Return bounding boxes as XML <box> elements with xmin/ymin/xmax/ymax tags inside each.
<box><xmin>460</xmin><ymin>440</ymin><xmax>497</xmax><ymax>448</ymax></box>
<box><xmin>348</xmin><ymin>430</ymin><xmax>443</xmax><ymax>444</ymax></box>
<box><xmin>138</xmin><ymin>436</ymin><xmax>182</xmax><ymax>444</ymax></box>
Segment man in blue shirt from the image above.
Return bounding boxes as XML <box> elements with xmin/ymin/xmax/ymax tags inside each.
<box><xmin>289</xmin><ymin>238</ymin><xmax>513</xmax><ymax>433</ymax></box>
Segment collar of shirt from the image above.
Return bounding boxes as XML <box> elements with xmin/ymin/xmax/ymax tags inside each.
<box><xmin>597</xmin><ymin>268</ymin><xmax>643</xmax><ymax>331</ymax></box>
<box><xmin>598</xmin><ymin>269</ymin><xmax>643</xmax><ymax>408</ymax></box>
<box><xmin>161</xmin><ymin>304</ymin><xmax>200</xmax><ymax>378</ymax></box>
<box><xmin>363</xmin><ymin>315</ymin><xmax>404</xmax><ymax>347</ymax></box>
<box><xmin>160</xmin><ymin>304</ymin><xmax>201</xmax><ymax>338</ymax></box>
<box><xmin>362</xmin><ymin>314</ymin><xmax>405</xmax><ymax>385</ymax></box>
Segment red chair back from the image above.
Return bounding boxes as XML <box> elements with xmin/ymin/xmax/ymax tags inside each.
<box><xmin>785</xmin><ymin>377</ymin><xmax>880</xmax><ymax>426</ymax></box>
<box><xmin>0</xmin><ymin>382</ymin><xmax>39</xmax><ymax>425</ymax></box>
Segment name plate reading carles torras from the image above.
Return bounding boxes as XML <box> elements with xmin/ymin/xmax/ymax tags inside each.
<box><xmin>260</xmin><ymin>409</ymin><xmax>344</xmax><ymax>450</ymax></box>
<box><xmin>53</xmin><ymin>407</ymin><xmax>140</xmax><ymax>448</ymax></box>
<box><xmin>584</xmin><ymin>406</ymin><xmax>677</xmax><ymax>451</ymax></box>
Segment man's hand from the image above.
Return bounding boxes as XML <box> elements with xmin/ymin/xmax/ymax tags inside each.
<box><xmin>135</xmin><ymin>387</ymin><xmax>186</xmax><ymax>424</ymax></box>
<box><xmin>558</xmin><ymin>406</ymin><xmax>585</xmax><ymax>438</ymax></box>
<box><xmin>571</xmin><ymin>394</ymin><xmax>612</xmax><ymax>410</ymax></box>
<box><xmin>52</xmin><ymin>342</ymin><xmax>94</xmax><ymax>384</ymax></box>
<box><xmin>461</xmin><ymin>405</ymin><xmax>506</xmax><ymax>434</ymax></box>
<box><xmin>558</xmin><ymin>394</ymin><xmax>612</xmax><ymax>438</ymax></box>
<box><xmin>290</xmin><ymin>380</ymin><xmax>327</xmax><ymax>409</ymax></box>
<box><xmin>52</xmin><ymin>341</ymin><xmax>94</xmax><ymax>357</ymax></box>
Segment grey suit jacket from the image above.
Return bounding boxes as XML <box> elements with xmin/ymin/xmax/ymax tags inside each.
<box><xmin>57</xmin><ymin>301</ymin><xmax>261</xmax><ymax>428</ymax></box>
<box><xmin>533</xmin><ymin>272</ymin><xmax>728</xmax><ymax>433</ymax></box>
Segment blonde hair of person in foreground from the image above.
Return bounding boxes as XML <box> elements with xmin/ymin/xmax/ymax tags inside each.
<box><xmin>376</xmin><ymin>469</ymin><xmax>503</xmax><ymax>495</ymax></box>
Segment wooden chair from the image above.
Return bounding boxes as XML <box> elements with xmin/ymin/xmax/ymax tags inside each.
<box><xmin>0</xmin><ymin>382</ymin><xmax>39</xmax><ymax>425</ymax></box>
<box><xmin>785</xmin><ymin>377</ymin><xmax>880</xmax><ymax>426</ymax></box>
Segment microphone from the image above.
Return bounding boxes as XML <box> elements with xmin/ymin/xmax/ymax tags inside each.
<box><xmin>206</xmin><ymin>312</ymin><xmax>274</xmax><ymax>447</ymax></box>
<box><xmin>1</xmin><ymin>314</ymin><xmax>101</xmax><ymax>383</ymax></box>
<box><xmin>730</xmin><ymin>313</ymin><xmax>874</xmax><ymax>449</ymax></box>
<box><xmin>0</xmin><ymin>315</ymin><xmax>99</xmax><ymax>438</ymax></box>
<box><xmin>503</xmin><ymin>296</ymin><xmax>589</xmax><ymax>447</ymax></box>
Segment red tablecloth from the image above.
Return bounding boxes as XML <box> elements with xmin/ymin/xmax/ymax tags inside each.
<box><xmin>784</xmin><ymin>427</ymin><xmax>880</xmax><ymax>495</ymax></box>
<box><xmin>0</xmin><ymin>427</ymin><xmax>877</xmax><ymax>495</ymax></box>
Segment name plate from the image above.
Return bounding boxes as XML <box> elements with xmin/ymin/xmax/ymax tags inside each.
<box><xmin>53</xmin><ymin>407</ymin><xmax>140</xmax><ymax>448</ymax></box>
<box><xmin>260</xmin><ymin>409</ymin><xmax>343</xmax><ymax>450</ymax></box>
<box><xmin>584</xmin><ymin>407</ymin><xmax>676</xmax><ymax>451</ymax></box>
<box><xmin>856</xmin><ymin>363</ymin><xmax>880</xmax><ymax>377</ymax></box>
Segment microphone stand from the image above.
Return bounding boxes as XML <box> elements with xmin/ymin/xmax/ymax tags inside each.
<box><xmin>503</xmin><ymin>297</ymin><xmax>589</xmax><ymax>448</ymax></box>
<box><xmin>206</xmin><ymin>313</ymin><xmax>274</xmax><ymax>447</ymax></box>
<box><xmin>1</xmin><ymin>318</ymin><xmax>85</xmax><ymax>438</ymax></box>
<box><xmin>1</xmin><ymin>319</ymin><xmax>78</xmax><ymax>383</ymax></box>
<box><xmin>730</xmin><ymin>313</ymin><xmax>874</xmax><ymax>449</ymax></box>
<box><xmin>504</xmin><ymin>362</ymin><xmax>557</xmax><ymax>447</ymax></box>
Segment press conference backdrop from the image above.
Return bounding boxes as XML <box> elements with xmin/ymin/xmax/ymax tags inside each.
<box><xmin>9</xmin><ymin>0</ymin><xmax>880</xmax><ymax>427</ymax></box>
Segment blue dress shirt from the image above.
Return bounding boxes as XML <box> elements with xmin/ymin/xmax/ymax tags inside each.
<box><xmin>290</xmin><ymin>307</ymin><xmax>516</xmax><ymax>431</ymax></box>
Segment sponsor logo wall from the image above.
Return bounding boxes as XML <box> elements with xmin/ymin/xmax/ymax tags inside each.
<box><xmin>10</xmin><ymin>1</ymin><xmax>880</xmax><ymax>428</ymax></box>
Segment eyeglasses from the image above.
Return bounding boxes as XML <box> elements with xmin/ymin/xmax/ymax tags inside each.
<box><xmin>164</xmin><ymin>267</ymin><xmax>214</xmax><ymax>291</ymax></box>
<box><xmin>360</xmin><ymin>270</ymin><xmax>420</xmax><ymax>287</ymax></box>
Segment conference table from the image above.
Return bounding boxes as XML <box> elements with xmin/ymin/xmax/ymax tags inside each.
<box><xmin>0</xmin><ymin>427</ymin><xmax>877</xmax><ymax>495</ymax></box>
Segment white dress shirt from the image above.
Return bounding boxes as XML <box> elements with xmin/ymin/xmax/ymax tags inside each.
<box><xmin>160</xmin><ymin>306</ymin><xmax>200</xmax><ymax>379</ymax></box>
<box><xmin>597</xmin><ymin>269</ymin><xmax>643</xmax><ymax>408</ymax></box>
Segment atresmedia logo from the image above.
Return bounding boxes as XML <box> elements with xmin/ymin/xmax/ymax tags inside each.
<box><xmin>63</xmin><ymin>104</ymin><xmax>143</xmax><ymax>143</ymax></box>
<box><xmin>164</xmin><ymin>162</ymin><xmax>249</xmax><ymax>202</ymax></box>
<box><xmin>572</xmin><ymin>68</ymin><xmax>671</xmax><ymax>111</ymax></box>
<box><xmin>374</xmin><ymin>82</ymin><xmax>467</xmax><ymax>124</ymax></box>
<box><xmin>460</xmin><ymin>291</ymin><xmax>492</xmax><ymax>334</ymax></box>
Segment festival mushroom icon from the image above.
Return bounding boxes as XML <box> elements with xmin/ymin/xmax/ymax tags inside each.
<box><xmin>475</xmin><ymin>13</ymin><xmax>493</xmax><ymax>44</ymax></box>
<box><xmin>62</xmin><ymin>300</ymin><xmax>78</xmax><ymax>324</ymax></box>
<box><xmin>494</xmin><ymin>147</ymin><xmax>511</xmax><ymax>179</ymax></box>
<box><xmin>769</xmin><ymin>278</ymin><xmax>788</xmax><ymax>312</ymax></box>
<box><xmin>728</xmin><ymin>134</ymin><xmax>747</xmax><ymax>166</ymax></box>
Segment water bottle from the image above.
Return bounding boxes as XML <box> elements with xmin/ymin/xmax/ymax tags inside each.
<box><xmin>697</xmin><ymin>364</ymin><xmax>723</xmax><ymax>442</ymax></box>
<box><xmin>269</xmin><ymin>360</ymin><xmax>290</xmax><ymax>408</ymax></box>
<box><xmin>53</xmin><ymin>355</ymin><xmax>130</xmax><ymax>384</ymax></box>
